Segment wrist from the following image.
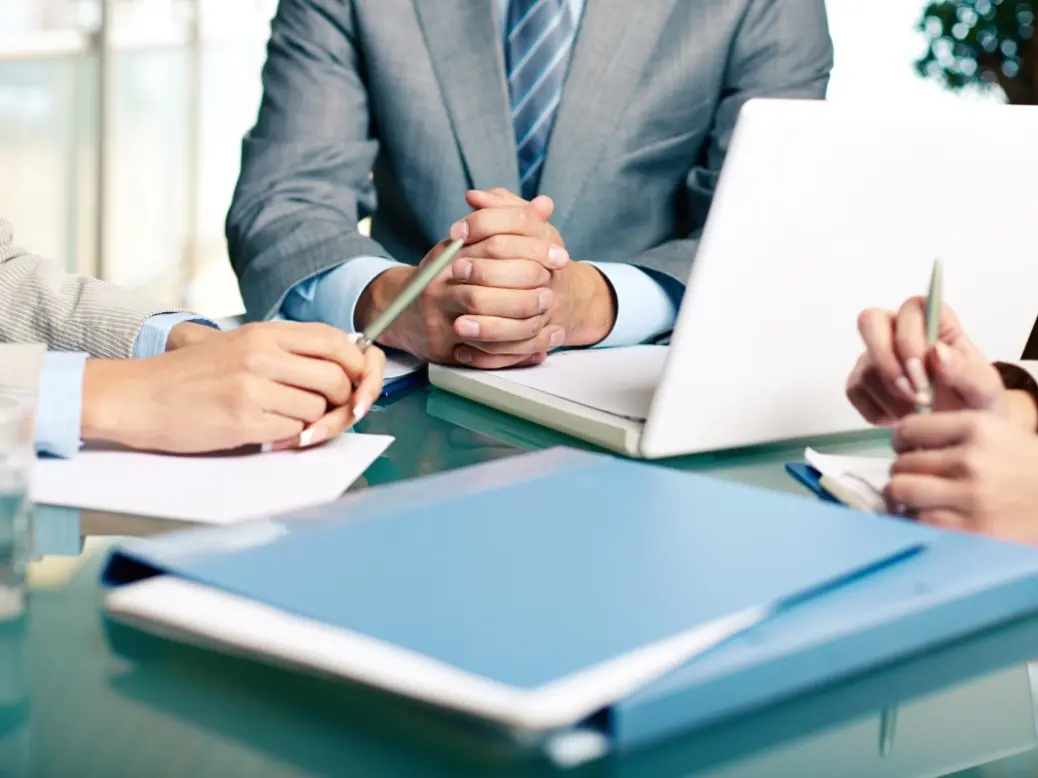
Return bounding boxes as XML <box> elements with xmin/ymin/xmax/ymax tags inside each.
<box><xmin>81</xmin><ymin>360</ymin><xmax>142</xmax><ymax>444</ymax></box>
<box><xmin>1005</xmin><ymin>389</ymin><xmax>1038</xmax><ymax>433</ymax></box>
<box><xmin>354</xmin><ymin>266</ymin><xmax>414</xmax><ymax>344</ymax></box>
<box><xmin>562</xmin><ymin>262</ymin><xmax>616</xmax><ymax>347</ymax></box>
<box><xmin>166</xmin><ymin>322</ymin><xmax>218</xmax><ymax>351</ymax></box>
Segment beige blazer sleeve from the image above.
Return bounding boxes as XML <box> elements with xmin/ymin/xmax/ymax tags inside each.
<box><xmin>0</xmin><ymin>217</ymin><xmax>181</xmax><ymax>358</ymax></box>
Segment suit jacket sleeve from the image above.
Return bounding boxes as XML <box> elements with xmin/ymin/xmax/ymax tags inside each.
<box><xmin>226</xmin><ymin>0</ymin><xmax>391</xmax><ymax>321</ymax></box>
<box><xmin>631</xmin><ymin>0</ymin><xmax>834</xmax><ymax>288</ymax></box>
<box><xmin>0</xmin><ymin>218</ymin><xmax>177</xmax><ymax>358</ymax></box>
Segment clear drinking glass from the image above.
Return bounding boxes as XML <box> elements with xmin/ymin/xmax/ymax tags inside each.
<box><xmin>0</xmin><ymin>391</ymin><xmax>34</xmax><ymax>619</ymax></box>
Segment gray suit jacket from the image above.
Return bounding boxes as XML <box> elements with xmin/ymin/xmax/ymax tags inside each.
<box><xmin>0</xmin><ymin>217</ymin><xmax>175</xmax><ymax>358</ymax></box>
<box><xmin>228</xmin><ymin>0</ymin><xmax>834</xmax><ymax>320</ymax></box>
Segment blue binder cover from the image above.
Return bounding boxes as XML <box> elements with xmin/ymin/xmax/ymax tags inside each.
<box><xmin>784</xmin><ymin>462</ymin><xmax>838</xmax><ymax>503</ymax></box>
<box><xmin>99</xmin><ymin>449</ymin><xmax>1038</xmax><ymax>753</ymax></box>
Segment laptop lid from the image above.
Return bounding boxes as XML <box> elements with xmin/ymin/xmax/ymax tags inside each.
<box><xmin>641</xmin><ymin>99</ymin><xmax>1038</xmax><ymax>458</ymax></box>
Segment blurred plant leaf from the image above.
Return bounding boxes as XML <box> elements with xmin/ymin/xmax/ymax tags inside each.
<box><xmin>917</xmin><ymin>0</ymin><xmax>1038</xmax><ymax>103</ymax></box>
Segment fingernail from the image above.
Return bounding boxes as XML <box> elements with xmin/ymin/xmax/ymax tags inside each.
<box><xmin>450</xmin><ymin>220</ymin><xmax>469</xmax><ymax>241</ymax></box>
<box><xmin>260</xmin><ymin>442</ymin><xmax>273</xmax><ymax>453</ymax></box>
<box><xmin>895</xmin><ymin>376</ymin><xmax>915</xmax><ymax>401</ymax></box>
<box><xmin>456</xmin><ymin>318</ymin><xmax>480</xmax><ymax>338</ymax></box>
<box><xmin>456</xmin><ymin>347</ymin><xmax>473</xmax><ymax>365</ymax></box>
<box><xmin>934</xmin><ymin>341</ymin><xmax>953</xmax><ymax>369</ymax></box>
<box><xmin>453</xmin><ymin>259</ymin><xmax>472</xmax><ymax>281</ymax></box>
<box><xmin>353</xmin><ymin>403</ymin><xmax>368</xmax><ymax>423</ymax></box>
<box><xmin>298</xmin><ymin>425</ymin><xmax>328</xmax><ymax>448</ymax></box>
<box><xmin>538</xmin><ymin>291</ymin><xmax>552</xmax><ymax>313</ymax></box>
<box><xmin>547</xmin><ymin>246</ymin><xmax>569</xmax><ymax>268</ymax></box>
<box><xmin>906</xmin><ymin>357</ymin><xmax>929</xmax><ymax>393</ymax></box>
<box><xmin>549</xmin><ymin>330</ymin><xmax>565</xmax><ymax>349</ymax></box>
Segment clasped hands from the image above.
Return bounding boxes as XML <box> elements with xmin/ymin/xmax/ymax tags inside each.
<box><xmin>357</xmin><ymin>188</ymin><xmax>616</xmax><ymax>369</ymax></box>
<box><xmin>846</xmin><ymin>298</ymin><xmax>1038</xmax><ymax>543</ymax></box>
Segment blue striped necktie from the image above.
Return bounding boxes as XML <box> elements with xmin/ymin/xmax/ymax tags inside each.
<box><xmin>505</xmin><ymin>0</ymin><xmax>576</xmax><ymax>199</ymax></box>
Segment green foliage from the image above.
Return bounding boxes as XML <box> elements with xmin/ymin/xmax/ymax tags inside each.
<box><xmin>916</xmin><ymin>0</ymin><xmax>1034</xmax><ymax>93</ymax></box>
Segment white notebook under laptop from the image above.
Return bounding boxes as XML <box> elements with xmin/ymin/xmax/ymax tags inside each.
<box><xmin>430</xmin><ymin>99</ymin><xmax>1038</xmax><ymax>458</ymax></box>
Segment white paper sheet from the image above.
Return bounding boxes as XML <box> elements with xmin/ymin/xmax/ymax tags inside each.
<box><xmin>805</xmin><ymin>448</ymin><xmax>893</xmax><ymax>492</ymax></box>
<box><xmin>804</xmin><ymin>447</ymin><xmax>893</xmax><ymax>511</ymax></box>
<box><xmin>384</xmin><ymin>352</ymin><xmax>424</xmax><ymax>383</ymax></box>
<box><xmin>32</xmin><ymin>433</ymin><xmax>393</xmax><ymax>524</ymax></box>
<box><xmin>488</xmin><ymin>346</ymin><xmax>667</xmax><ymax>420</ymax></box>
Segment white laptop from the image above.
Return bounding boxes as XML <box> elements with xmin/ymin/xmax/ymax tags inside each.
<box><xmin>429</xmin><ymin>99</ymin><xmax>1038</xmax><ymax>458</ymax></box>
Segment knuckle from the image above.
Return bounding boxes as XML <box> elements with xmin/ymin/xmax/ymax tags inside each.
<box><xmin>959</xmin><ymin>448</ymin><xmax>986</xmax><ymax>480</ymax></box>
<box><xmin>328</xmin><ymin>368</ymin><xmax>352</xmax><ymax>405</ymax></box>
<box><xmin>961</xmin><ymin>485</ymin><xmax>987</xmax><ymax>516</ymax></box>
<box><xmin>304</xmin><ymin>395</ymin><xmax>327</xmax><ymax>422</ymax></box>
<box><xmin>964</xmin><ymin>414</ymin><xmax>989</xmax><ymax>443</ymax></box>
<box><xmin>421</xmin><ymin>308</ymin><xmax>441</xmax><ymax>337</ymax></box>
<box><xmin>238</xmin><ymin>346</ymin><xmax>268</xmax><ymax>374</ymax></box>
<box><xmin>463</xmin><ymin>287</ymin><xmax>487</xmax><ymax>315</ymax></box>
<box><xmin>470</xmin><ymin>259</ymin><xmax>492</xmax><ymax>286</ymax></box>
<box><xmin>484</xmin><ymin>235</ymin><xmax>508</xmax><ymax>259</ymax></box>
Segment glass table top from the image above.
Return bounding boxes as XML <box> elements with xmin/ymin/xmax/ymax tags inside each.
<box><xmin>6</xmin><ymin>386</ymin><xmax>1038</xmax><ymax>777</ymax></box>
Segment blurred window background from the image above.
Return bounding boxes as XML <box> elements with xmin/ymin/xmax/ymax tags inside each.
<box><xmin>0</xmin><ymin>0</ymin><xmax>1023</xmax><ymax>318</ymax></box>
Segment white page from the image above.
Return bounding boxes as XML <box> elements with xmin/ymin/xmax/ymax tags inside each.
<box><xmin>107</xmin><ymin>575</ymin><xmax>766</xmax><ymax>733</ymax></box>
<box><xmin>384</xmin><ymin>352</ymin><xmax>424</xmax><ymax>382</ymax></box>
<box><xmin>32</xmin><ymin>433</ymin><xmax>393</xmax><ymax>524</ymax></box>
<box><xmin>488</xmin><ymin>346</ymin><xmax>667</xmax><ymax>420</ymax></box>
<box><xmin>804</xmin><ymin>447</ymin><xmax>893</xmax><ymax>493</ymax></box>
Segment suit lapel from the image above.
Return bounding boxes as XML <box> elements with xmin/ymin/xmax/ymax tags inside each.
<box><xmin>539</xmin><ymin>1</ymin><xmax>679</xmax><ymax>229</ymax></box>
<box><xmin>412</xmin><ymin>0</ymin><xmax>520</xmax><ymax>194</ymax></box>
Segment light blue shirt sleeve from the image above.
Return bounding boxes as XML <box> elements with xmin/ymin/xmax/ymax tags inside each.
<box><xmin>281</xmin><ymin>257</ymin><xmax>404</xmax><ymax>333</ymax></box>
<box><xmin>132</xmin><ymin>311</ymin><xmax>221</xmax><ymax>358</ymax></box>
<box><xmin>34</xmin><ymin>312</ymin><xmax>222</xmax><ymax>459</ymax></box>
<box><xmin>586</xmin><ymin>263</ymin><xmax>681</xmax><ymax>348</ymax></box>
<box><xmin>35</xmin><ymin>352</ymin><xmax>88</xmax><ymax>459</ymax></box>
<box><xmin>281</xmin><ymin>0</ymin><xmax>674</xmax><ymax>348</ymax></box>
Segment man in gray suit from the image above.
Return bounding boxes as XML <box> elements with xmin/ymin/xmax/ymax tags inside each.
<box><xmin>228</xmin><ymin>0</ymin><xmax>833</xmax><ymax>369</ymax></box>
<box><xmin>0</xmin><ymin>218</ymin><xmax>384</xmax><ymax>457</ymax></box>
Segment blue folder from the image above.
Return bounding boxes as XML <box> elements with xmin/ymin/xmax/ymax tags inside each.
<box><xmin>100</xmin><ymin>448</ymin><xmax>1038</xmax><ymax>754</ymax></box>
<box><xmin>785</xmin><ymin>462</ymin><xmax>838</xmax><ymax>503</ymax></box>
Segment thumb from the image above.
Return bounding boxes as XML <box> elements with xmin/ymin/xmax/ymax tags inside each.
<box><xmin>932</xmin><ymin>341</ymin><xmax>1004</xmax><ymax>411</ymax></box>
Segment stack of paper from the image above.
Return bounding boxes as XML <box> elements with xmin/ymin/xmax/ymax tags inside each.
<box><xmin>804</xmin><ymin>447</ymin><xmax>893</xmax><ymax>512</ymax></box>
